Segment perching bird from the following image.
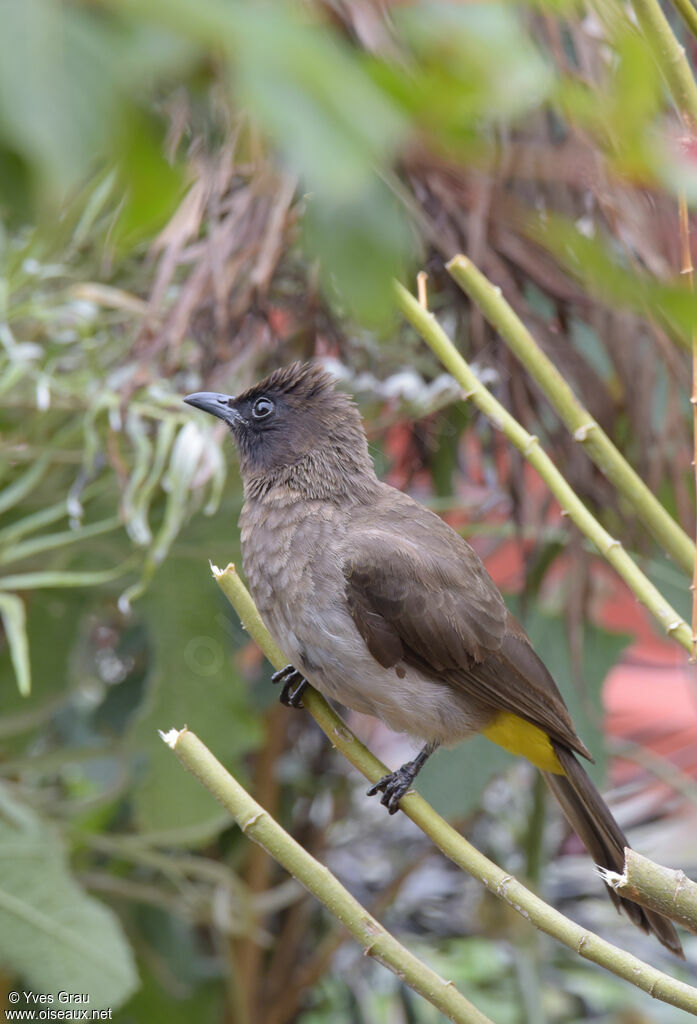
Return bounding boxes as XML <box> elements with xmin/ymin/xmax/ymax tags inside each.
<box><xmin>185</xmin><ymin>361</ymin><xmax>682</xmax><ymax>956</ymax></box>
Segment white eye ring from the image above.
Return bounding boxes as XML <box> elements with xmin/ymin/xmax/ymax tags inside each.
<box><xmin>252</xmin><ymin>396</ymin><xmax>274</xmax><ymax>420</ymax></box>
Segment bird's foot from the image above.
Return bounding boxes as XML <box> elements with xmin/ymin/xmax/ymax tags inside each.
<box><xmin>271</xmin><ymin>664</ymin><xmax>308</xmax><ymax>709</ymax></box>
<box><xmin>367</xmin><ymin>761</ymin><xmax>420</xmax><ymax>815</ymax></box>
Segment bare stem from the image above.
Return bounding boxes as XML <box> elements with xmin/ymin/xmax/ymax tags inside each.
<box><xmin>629</xmin><ymin>0</ymin><xmax>697</xmax><ymax>129</ymax></box>
<box><xmin>160</xmin><ymin>726</ymin><xmax>494</xmax><ymax>1024</ymax></box>
<box><xmin>212</xmin><ymin>563</ymin><xmax>697</xmax><ymax>1016</ymax></box>
<box><xmin>670</xmin><ymin>0</ymin><xmax>697</xmax><ymax>42</ymax></box>
<box><xmin>600</xmin><ymin>850</ymin><xmax>697</xmax><ymax>936</ymax></box>
<box><xmin>393</xmin><ymin>281</ymin><xmax>694</xmax><ymax>657</ymax></box>
<box><xmin>446</xmin><ymin>254</ymin><xmax>694</xmax><ymax>575</ymax></box>
<box><xmin>677</xmin><ymin>194</ymin><xmax>697</xmax><ymax>660</ymax></box>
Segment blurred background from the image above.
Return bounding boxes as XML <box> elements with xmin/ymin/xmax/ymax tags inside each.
<box><xmin>2</xmin><ymin>0</ymin><xmax>697</xmax><ymax>1021</ymax></box>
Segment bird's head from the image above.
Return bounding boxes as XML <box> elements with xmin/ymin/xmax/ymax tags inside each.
<box><xmin>184</xmin><ymin>362</ymin><xmax>375</xmax><ymax>498</ymax></box>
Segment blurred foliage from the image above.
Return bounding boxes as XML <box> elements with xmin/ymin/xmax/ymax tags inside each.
<box><xmin>0</xmin><ymin>0</ymin><xmax>696</xmax><ymax>1021</ymax></box>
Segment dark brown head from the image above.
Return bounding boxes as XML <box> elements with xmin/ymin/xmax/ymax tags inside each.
<box><xmin>184</xmin><ymin>362</ymin><xmax>377</xmax><ymax>499</ymax></box>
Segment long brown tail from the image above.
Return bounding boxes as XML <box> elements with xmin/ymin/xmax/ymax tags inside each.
<box><xmin>543</xmin><ymin>742</ymin><xmax>683</xmax><ymax>957</ymax></box>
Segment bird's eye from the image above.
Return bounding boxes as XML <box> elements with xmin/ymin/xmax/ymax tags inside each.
<box><xmin>251</xmin><ymin>396</ymin><xmax>275</xmax><ymax>421</ymax></box>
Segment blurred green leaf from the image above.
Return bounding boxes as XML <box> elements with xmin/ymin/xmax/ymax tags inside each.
<box><xmin>383</xmin><ymin>1</ymin><xmax>552</xmax><ymax>136</ymax></box>
<box><xmin>528</xmin><ymin>212</ymin><xmax>697</xmax><ymax>349</ymax></box>
<box><xmin>302</xmin><ymin>179</ymin><xmax>413</xmax><ymax>325</ymax></box>
<box><xmin>0</xmin><ymin>563</ymin><xmax>133</xmax><ymax>590</ymax></box>
<box><xmin>110</xmin><ymin>107</ymin><xmax>185</xmax><ymax>249</ymax></box>
<box><xmin>0</xmin><ymin>591</ymin><xmax>87</xmax><ymax>729</ymax></box>
<box><xmin>0</xmin><ymin>516</ymin><xmax>121</xmax><ymax>567</ymax></box>
<box><xmin>0</xmin><ymin>0</ymin><xmax>115</xmax><ymax>207</ymax></box>
<box><xmin>0</xmin><ymin>784</ymin><xmax>138</xmax><ymax>1009</ymax></box>
<box><xmin>234</xmin><ymin>5</ymin><xmax>406</xmax><ymax>198</ymax></box>
<box><xmin>556</xmin><ymin>28</ymin><xmax>663</xmax><ymax>180</ymax></box>
<box><xmin>0</xmin><ymin>456</ymin><xmax>51</xmax><ymax>516</ymax></box>
<box><xmin>0</xmin><ymin>592</ymin><xmax>29</xmax><ymax>695</ymax></box>
<box><xmin>114</xmin><ymin>952</ymin><xmax>222</xmax><ymax>1024</ymax></box>
<box><xmin>126</xmin><ymin>419</ymin><xmax>176</xmax><ymax>548</ymax></box>
<box><xmin>126</xmin><ymin>512</ymin><xmax>262</xmax><ymax>836</ymax></box>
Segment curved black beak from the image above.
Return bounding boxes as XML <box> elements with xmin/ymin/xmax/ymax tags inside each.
<box><xmin>184</xmin><ymin>392</ymin><xmax>240</xmax><ymax>424</ymax></box>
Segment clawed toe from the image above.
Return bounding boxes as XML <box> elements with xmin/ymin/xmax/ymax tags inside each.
<box><xmin>271</xmin><ymin>664</ymin><xmax>296</xmax><ymax>684</ymax></box>
<box><xmin>367</xmin><ymin>768</ymin><xmax>415</xmax><ymax>814</ymax></box>
<box><xmin>272</xmin><ymin>665</ymin><xmax>309</xmax><ymax>709</ymax></box>
<box><xmin>280</xmin><ymin>677</ymin><xmax>308</xmax><ymax>708</ymax></box>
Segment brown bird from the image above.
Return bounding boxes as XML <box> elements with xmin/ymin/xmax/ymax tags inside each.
<box><xmin>185</xmin><ymin>361</ymin><xmax>682</xmax><ymax>956</ymax></box>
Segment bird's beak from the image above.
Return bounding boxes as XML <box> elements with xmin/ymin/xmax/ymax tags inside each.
<box><xmin>184</xmin><ymin>392</ymin><xmax>241</xmax><ymax>425</ymax></box>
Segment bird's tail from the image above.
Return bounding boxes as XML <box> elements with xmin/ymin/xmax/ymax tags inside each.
<box><xmin>543</xmin><ymin>742</ymin><xmax>683</xmax><ymax>957</ymax></box>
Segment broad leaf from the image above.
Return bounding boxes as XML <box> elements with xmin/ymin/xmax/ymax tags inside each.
<box><xmin>126</xmin><ymin>506</ymin><xmax>263</xmax><ymax>837</ymax></box>
<box><xmin>0</xmin><ymin>785</ymin><xmax>138</xmax><ymax>1009</ymax></box>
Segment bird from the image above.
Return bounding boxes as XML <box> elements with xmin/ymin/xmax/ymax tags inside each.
<box><xmin>185</xmin><ymin>360</ymin><xmax>683</xmax><ymax>956</ymax></box>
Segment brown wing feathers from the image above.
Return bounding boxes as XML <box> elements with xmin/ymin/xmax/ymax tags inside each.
<box><xmin>343</xmin><ymin>503</ymin><xmax>683</xmax><ymax>955</ymax></box>
<box><xmin>344</xmin><ymin>522</ymin><xmax>589</xmax><ymax>759</ymax></box>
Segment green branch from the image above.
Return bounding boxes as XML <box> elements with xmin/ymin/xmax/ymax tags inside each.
<box><xmin>670</xmin><ymin>0</ymin><xmax>697</xmax><ymax>43</ymax></box>
<box><xmin>393</xmin><ymin>281</ymin><xmax>694</xmax><ymax>657</ymax></box>
<box><xmin>628</xmin><ymin>0</ymin><xmax>697</xmax><ymax>127</ymax></box>
<box><xmin>600</xmin><ymin>849</ymin><xmax>697</xmax><ymax>936</ymax></box>
<box><xmin>213</xmin><ymin>563</ymin><xmax>697</xmax><ymax>1015</ymax></box>
<box><xmin>160</xmin><ymin>725</ymin><xmax>494</xmax><ymax>1024</ymax></box>
<box><xmin>446</xmin><ymin>254</ymin><xmax>695</xmax><ymax>575</ymax></box>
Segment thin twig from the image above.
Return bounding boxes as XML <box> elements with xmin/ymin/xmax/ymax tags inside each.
<box><xmin>393</xmin><ymin>281</ymin><xmax>694</xmax><ymax>656</ymax></box>
<box><xmin>670</xmin><ymin>0</ymin><xmax>697</xmax><ymax>42</ymax></box>
<box><xmin>446</xmin><ymin>254</ymin><xmax>694</xmax><ymax>575</ymax></box>
<box><xmin>213</xmin><ymin>563</ymin><xmax>697</xmax><ymax>1015</ymax></box>
<box><xmin>265</xmin><ymin>854</ymin><xmax>429</xmax><ymax>1024</ymax></box>
<box><xmin>160</xmin><ymin>726</ymin><xmax>494</xmax><ymax>1024</ymax></box>
<box><xmin>234</xmin><ymin>703</ymin><xmax>287</xmax><ymax>1021</ymax></box>
<box><xmin>678</xmin><ymin>194</ymin><xmax>697</xmax><ymax>661</ymax></box>
<box><xmin>417</xmin><ymin>270</ymin><xmax>429</xmax><ymax>309</ymax></box>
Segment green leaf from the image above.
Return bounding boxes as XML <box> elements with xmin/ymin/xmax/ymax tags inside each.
<box><xmin>389</xmin><ymin>2</ymin><xmax>552</xmax><ymax>126</ymax></box>
<box><xmin>0</xmin><ymin>785</ymin><xmax>138</xmax><ymax>1009</ymax></box>
<box><xmin>110</xmin><ymin>106</ymin><xmax>185</xmax><ymax>250</ymax></box>
<box><xmin>0</xmin><ymin>0</ymin><xmax>115</xmax><ymax>204</ymax></box>
<box><xmin>528</xmin><ymin>213</ymin><xmax>697</xmax><ymax>349</ymax></box>
<box><xmin>234</xmin><ymin>4</ymin><xmax>406</xmax><ymax>198</ymax></box>
<box><xmin>0</xmin><ymin>591</ymin><xmax>87</xmax><ymax>730</ymax></box>
<box><xmin>0</xmin><ymin>456</ymin><xmax>51</xmax><ymax>516</ymax></box>
<box><xmin>0</xmin><ymin>592</ymin><xmax>29</xmax><ymax>695</ymax></box>
<box><xmin>302</xmin><ymin>179</ymin><xmax>413</xmax><ymax>325</ymax></box>
<box><xmin>114</xmin><ymin>951</ymin><xmax>222</xmax><ymax>1024</ymax></box>
<box><xmin>0</xmin><ymin>563</ymin><xmax>133</xmax><ymax>590</ymax></box>
<box><xmin>0</xmin><ymin>517</ymin><xmax>121</xmax><ymax>567</ymax></box>
<box><xmin>126</xmin><ymin>507</ymin><xmax>263</xmax><ymax>836</ymax></box>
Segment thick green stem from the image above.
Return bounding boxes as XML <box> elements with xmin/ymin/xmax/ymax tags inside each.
<box><xmin>161</xmin><ymin>726</ymin><xmax>493</xmax><ymax>1024</ymax></box>
<box><xmin>446</xmin><ymin>254</ymin><xmax>695</xmax><ymax>575</ymax></box>
<box><xmin>213</xmin><ymin>564</ymin><xmax>697</xmax><ymax>1015</ymax></box>
<box><xmin>629</xmin><ymin>0</ymin><xmax>697</xmax><ymax>127</ymax></box>
<box><xmin>393</xmin><ymin>281</ymin><xmax>694</xmax><ymax>656</ymax></box>
<box><xmin>601</xmin><ymin>849</ymin><xmax>697</xmax><ymax>935</ymax></box>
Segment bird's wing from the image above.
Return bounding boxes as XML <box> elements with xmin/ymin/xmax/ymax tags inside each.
<box><xmin>343</xmin><ymin>504</ymin><xmax>590</xmax><ymax>759</ymax></box>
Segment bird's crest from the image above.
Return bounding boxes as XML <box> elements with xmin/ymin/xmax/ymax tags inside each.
<box><xmin>236</xmin><ymin>362</ymin><xmax>336</xmax><ymax>405</ymax></box>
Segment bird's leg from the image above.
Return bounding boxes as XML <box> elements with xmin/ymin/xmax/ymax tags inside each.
<box><xmin>367</xmin><ymin>741</ymin><xmax>438</xmax><ymax>815</ymax></box>
<box><xmin>271</xmin><ymin>664</ymin><xmax>309</xmax><ymax>709</ymax></box>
